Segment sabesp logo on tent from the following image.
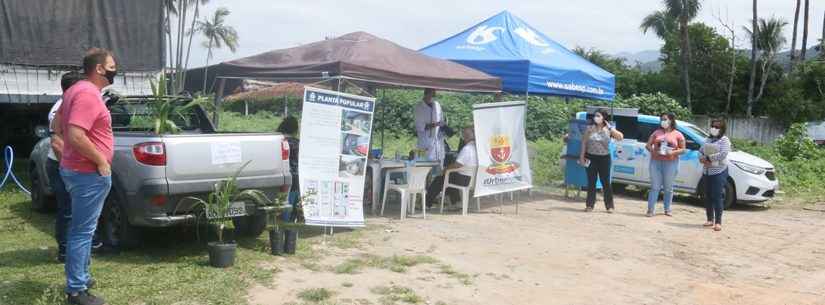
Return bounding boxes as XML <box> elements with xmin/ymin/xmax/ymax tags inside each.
<box><xmin>466</xmin><ymin>26</ymin><xmax>505</xmax><ymax>45</ymax></box>
<box><xmin>513</xmin><ymin>27</ymin><xmax>549</xmax><ymax>47</ymax></box>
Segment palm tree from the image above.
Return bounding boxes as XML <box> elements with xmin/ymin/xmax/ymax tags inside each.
<box><xmin>790</xmin><ymin>0</ymin><xmax>801</xmax><ymax>66</ymax></box>
<box><xmin>746</xmin><ymin>0</ymin><xmax>758</xmax><ymax>117</ymax></box>
<box><xmin>745</xmin><ymin>17</ymin><xmax>788</xmax><ymax>104</ymax></box>
<box><xmin>800</xmin><ymin>0</ymin><xmax>810</xmax><ymax>61</ymax></box>
<box><xmin>640</xmin><ymin>10</ymin><xmax>678</xmax><ymax>39</ymax></box>
<box><xmin>196</xmin><ymin>7</ymin><xmax>239</xmax><ymax>93</ymax></box>
<box><xmin>640</xmin><ymin>0</ymin><xmax>701</xmax><ymax>112</ymax></box>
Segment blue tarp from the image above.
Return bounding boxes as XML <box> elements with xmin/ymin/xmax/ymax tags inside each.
<box><xmin>420</xmin><ymin>11</ymin><xmax>615</xmax><ymax>100</ymax></box>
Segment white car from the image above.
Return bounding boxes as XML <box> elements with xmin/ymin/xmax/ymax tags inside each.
<box><xmin>562</xmin><ymin>112</ymin><xmax>778</xmax><ymax>208</ymax></box>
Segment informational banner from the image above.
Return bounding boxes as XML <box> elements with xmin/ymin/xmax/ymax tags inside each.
<box><xmin>298</xmin><ymin>87</ymin><xmax>375</xmax><ymax>227</ymax></box>
<box><xmin>472</xmin><ymin>101</ymin><xmax>532</xmax><ymax>197</ymax></box>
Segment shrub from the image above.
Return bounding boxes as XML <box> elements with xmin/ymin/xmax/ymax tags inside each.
<box><xmin>615</xmin><ymin>92</ymin><xmax>691</xmax><ymax>119</ymax></box>
<box><xmin>774</xmin><ymin>123</ymin><xmax>823</xmax><ymax>161</ymax></box>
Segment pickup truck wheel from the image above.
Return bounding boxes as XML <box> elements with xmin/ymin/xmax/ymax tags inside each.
<box><xmin>101</xmin><ymin>195</ymin><xmax>141</xmax><ymax>249</ymax></box>
<box><xmin>233</xmin><ymin>213</ymin><xmax>266</xmax><ymax>238</ymax></box>
<box><xmin>29</xmin><ymin>167</ymin><xmax>50</xmax><ymax>213</ymax></box>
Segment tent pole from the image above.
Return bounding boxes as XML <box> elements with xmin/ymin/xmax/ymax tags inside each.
<box><xmin>380</xmin><ymin>89</ymin><xmax>385</xmax><ymax>150</ymax></box>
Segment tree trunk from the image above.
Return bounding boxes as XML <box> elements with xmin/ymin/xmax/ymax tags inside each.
<box><xmin>725</xmin><ymin>33</ymin><xmax>736</xmax><ymax>114</ymax></box>
<box><xmin>166</xmin><ymin>8</ymin><xmax>175</xmax><ymax>95</ymax></box>
<box><xmin>679</xmin><ymin>0</ymin><xmax>692</xmax><ymax>112</ymax></box>
<box><xmin>174</xmin><ymin>0</ymin><xmax>188</xmax><ymax>93</ymax></box>
<box><xmin>181</xmin><ymin>1</ymin><xmax>201</xmax><ymax>94</ymax></box>
<box><xmin>790</xmin><ymin>0</ymin><xmax>801</xmax><ymax>66</ymax></box>
<box><xmin>202</xmin><ymin>39</ymin><xmax>213</xmax><ymax>93</ymax></box>
<box><xmin>801</xmin><ymin>0</ymin><xmax>810</xmax><ymax>61</ymax></box>
<box><xmin>746</xmin><ymin>0</ymin><xmax>759</xmax><ymax>117</ymax></box>
<box><xmin>755</xmin><ymin>57</ymin><xmax>771</xmax><ymax>103</ymax></box>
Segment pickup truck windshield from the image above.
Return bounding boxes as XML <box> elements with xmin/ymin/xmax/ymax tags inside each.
<box><xmin>109</xmin><ymin>99</ymin><xmax>208</xmax><ymax>132</ymax></box>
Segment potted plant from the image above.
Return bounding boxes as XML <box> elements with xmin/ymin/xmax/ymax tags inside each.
<box><xmin>185</xmin><ymin>161</ymin><xmax>273</xmax><ymax>268</ymax></box>
<box><xmin>266</xmin><ymin>191</ymin><xmax>313</xmax><ymax>255</ymax></box>
<box><xmin>148</xmin><ymin>74</ymin><xmax>207</xmax><ymax>134</ymax></box>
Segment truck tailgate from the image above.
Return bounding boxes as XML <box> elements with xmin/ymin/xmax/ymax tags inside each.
<box><xmin>163</xmin><ymin>133</ymin><xmax>285</xmax><ymax>187</ymax></box>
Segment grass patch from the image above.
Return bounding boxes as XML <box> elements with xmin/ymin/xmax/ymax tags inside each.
<box><xmin>438</xmin><ymin>264</ymin><xmax>474</xmax><ymax>286</ymax></box>
<box><xmin>370</xmin><ymin>285</ymin><xmax>423</xmax><ymax>305</ymax></box>
<box><xmin>0</xmin><ymin>189</ymin><xmax>280</xmax><ymax>305</ymax></box>
<box><xmin>297</xmin><ymin>288</ymin><xmax>335</xmax><ymax>303</ymax></box>
<box><xmin>333</xmin><ymin>254</ymin><xmax>438</xmax><ymax>274</ymax></box>
<box><xmin>217</xmin><ymin>111</ymin><xmax>283</xmax><ymax>133</ymax></box>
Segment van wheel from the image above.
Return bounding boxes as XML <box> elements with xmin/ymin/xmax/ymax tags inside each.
<box><xmin>233</xmin><ymin>213</ymin><xmax>266</xmax><ymax>238</ymax></box>
<box><xmin>29</xmin><ymin>166</ymin><xmax>50</xmax><ymax>213</ymax></box>
<box><xmin>101</xmin><ymin>194</ymin><xmax>141</xmax><ymax>249</ymax></box>
<box><xmin>723</xmin><ymin>180</ymin><xmax>736</xmax><ymax>210</ymax></box>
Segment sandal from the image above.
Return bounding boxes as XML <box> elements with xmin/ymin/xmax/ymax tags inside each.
<box><xmin>703</xmin><ymin>222</ymin><xmax>714</xmax><ymax>227</ymax></box>
<box><xmin>606</xmin><ymin>208</ymin><xmax>614</xmax><ymax>214</ymax></box>
<box><xmin>645</xmin><ymin>211</ymin><xmax>654</xmax><ymax>217</ymax></box>
<box><xmin>585</xmin><ymin>207</ymin><xmax>594</xmax><ymax>212</ymax></box>
<box><xmin>713</xmin><ymin>225</ymin><xmax>722</xmax><ymax>231</ymax></box>
<box><xmin>664</xmin><ymin>211</ymin><xmax>673</xmax><ymax>217</ymax></box>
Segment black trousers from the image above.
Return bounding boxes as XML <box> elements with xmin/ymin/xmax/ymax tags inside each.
<box><xmin>426</xmin><ymin>172</ymin><xmax>472</xmax><ymax>205</ymax></box>
<box><xmin>704</xmin><ymin>169</ymin><xmax>728</xmax><ymax>224</ymax></box>
<box><xmin>585</xmin><ymin>153</ymin><xmax>614</xmax><ymax>209</ymax></box>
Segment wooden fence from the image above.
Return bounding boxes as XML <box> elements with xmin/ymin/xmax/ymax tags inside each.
<box><xmin>691</xmin><ymin>116</ymin><xmax>786</xmax><ymax>144</ymax></box>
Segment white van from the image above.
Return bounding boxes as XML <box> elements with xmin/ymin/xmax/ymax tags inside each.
<box><xmin>563</xmin><ymin>111</ymin><xmax>778</xmax><ymax>208</ymax></box>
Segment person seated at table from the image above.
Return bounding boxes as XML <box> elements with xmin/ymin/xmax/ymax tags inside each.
<box><xmin>425</xmin><ymin>126</ymin><xmax>477</xmax><ymax>208</ymax></box>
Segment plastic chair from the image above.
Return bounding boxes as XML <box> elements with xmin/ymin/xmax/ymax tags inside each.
<box><xmin>440</xmin><ymin>167</ymin><xmax>479</xmax><ymax>215</ymax></box>
<box><xmin>381</xmin><ymin>166</ymin><xmax>431</xmax><ymax>220</ymax></box>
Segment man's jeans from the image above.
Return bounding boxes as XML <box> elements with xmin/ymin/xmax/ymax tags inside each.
<box><xmin>60</xmin><ymin>168</ymin><xmax>111</xmax><ymax>293</ymax></box>
<box><xmin>46</xmin><ymin>159</ymin><xmax>71</xmax><ymax>255</ymax></box>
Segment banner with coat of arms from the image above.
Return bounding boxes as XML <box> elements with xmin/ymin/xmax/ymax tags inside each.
<box><xmin>472</xmin><ymin>101</ymin><xmax>533</xmax><ymax>197</ymax></box>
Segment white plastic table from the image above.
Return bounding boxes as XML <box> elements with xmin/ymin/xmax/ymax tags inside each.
<box><xmin>367</xmin><ymin>159</ymin><xmax>441</xmax><ymax>215</ymax></box>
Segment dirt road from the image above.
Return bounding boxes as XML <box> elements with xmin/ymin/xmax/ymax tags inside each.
<box><xmin>249</xmin><ymin>194</ymin><xmax>825</xmax><ymax>305</ymax></box>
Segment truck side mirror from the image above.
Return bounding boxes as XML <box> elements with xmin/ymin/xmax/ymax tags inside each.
<box><xmin>34</xmin><ymin>125</ymin><xmax>49</xmax><ymax>139</ymax></box>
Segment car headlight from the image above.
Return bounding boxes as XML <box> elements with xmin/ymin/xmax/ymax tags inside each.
<box><xmin>732</xmin><ymin>161</ymin><xmax>766</xmax><ymax>175</ymax></box>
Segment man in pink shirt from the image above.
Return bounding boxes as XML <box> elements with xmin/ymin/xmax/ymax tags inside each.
<box><xmin>53</xmin><ymin>48</ymin><xmax>116</xmax><ymax>305</ymax></box>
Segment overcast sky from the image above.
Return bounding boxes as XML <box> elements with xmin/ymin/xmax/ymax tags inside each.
<box><xmin>183</xmin><ymin>0</ymin><xmax>824</xmax><ymax>67</ymax></box>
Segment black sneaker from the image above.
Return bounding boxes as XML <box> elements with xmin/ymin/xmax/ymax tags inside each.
<box><xmin>87</xmin><ymin>278</ymin><xmax>96</xmax><ymax>289</ymax></box>
<box><xmin>67</xmin><ymin>290</ymin><xmax>106</xmax><ymax>305</ymax></box>
<box><xmin>57</xmin><ymin>253</ymin><xmax>66</xmax><ymax>263</ymax></box>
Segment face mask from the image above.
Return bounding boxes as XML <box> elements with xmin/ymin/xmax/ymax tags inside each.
<box><xmin>709</xmin><ymin>127</ymin><xmax>720</xmax><ymax>137</ymax></box>
<box><xmin>660</xmin><ymin>120</ymin><xmax>670</xmax><ymax>129</ymax></box>
<box><xmin>101</xmin><ymin>68</ymin><xmax>117</xmax><ymax>85</ymax></box>
<box><xmin>593</xmin><ymin>116</ymin><xmax>604</xmax><ymax>125</ymax></box>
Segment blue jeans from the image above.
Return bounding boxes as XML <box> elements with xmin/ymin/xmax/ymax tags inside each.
<box><xmin>704</xmin><ymin>169</ymin><xmax>729</xmax><ymax>224</ymax></box>
<box><xmin>282</xmin><ymin>190</ymin><xmax>300</xmax><ymax>222</ymax></box>
<box><xmin>648</xmin><ymin>159</ymin><xmax>679</xmax><ymax>213</ymax></box>
<box><xmin>47</xmin><ymin>159</ymin><xmax>71</xmax><ymax>255</ymax></box>
<box><xmin>60</xmin><ymin>168</ymin><xmax>111</xmax><ymax>293</ymax></box>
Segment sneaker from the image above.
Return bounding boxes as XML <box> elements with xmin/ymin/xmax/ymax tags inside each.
<box><xmin>67</xmin><ymin>290</ymin><xmax>106</xmax><ymax>305</ymax></box>
<box><xmin>584</xmin><ymin>207</ymin><xmax>594</xmax><ymax>212</ymax></box>
<box><xmin>664</xmin><ymin>211</ymin><xmax>673</xmax><ymax>217</ymax></box>
<box><xmin>87</xmin><ymin>278</ymin><xmax>96</xmax><ymax>289</ymax></box>
<box><xmin>606</xmin><ymin>208</ymin><xmax>614</xmax><ymax>214</ymax></box>
<box><xmin>645</xmin><ymin>211</ymin><xmax>654</xmax><ymax>217</ymax></box>
<box><xmin>91</xmin><ymin>241</ymin><xmax>104</xmax><ymax>255</ymax></box>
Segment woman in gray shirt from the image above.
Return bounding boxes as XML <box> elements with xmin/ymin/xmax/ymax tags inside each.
<box><xmin>580</xmin><ymin>109</ymin><xmax>624</xmax><ymax>213</ymax></box>
<box><xmin>700</xmin><ymin>119</ymin><xmax>731</xmax><ymax>231</ymax></box>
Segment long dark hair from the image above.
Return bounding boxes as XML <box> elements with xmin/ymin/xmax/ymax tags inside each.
<box><xmin>710</xmin><ymin>118</ymin><xmax>727</xmax><ymax>138</ymax></box>
<box><xmin>277</xmin><ymin>116</ymin><xmax>299</xmax><ymax>135</ymax></box>
<box><xmin>660</xmin><ymin>113</ymin><xmax>677</xmax><ymax>130</ymax></box>
<box><xmin>591</xmin><ymin>108</ymin><xmax>610</xmax><ymax>128</ymax></box>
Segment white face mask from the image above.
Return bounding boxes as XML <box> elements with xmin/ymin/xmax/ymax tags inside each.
<box><xmin>593</xmin><ymin>116</ymin><xmax>604</xmax><ymax>125</ymax></box>
<box><xmin>660</xmin><ymin>120</ymin><xmax>670</xmax><ymax>129</ymax></box>
<box><xmin>709</xmin><ymin>127</ymin><xmax>720</xmax><ymax>137</ymax></box>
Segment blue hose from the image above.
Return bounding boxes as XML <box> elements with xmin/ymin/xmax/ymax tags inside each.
<box><xmin>0</xmin><ymin>145</ymin><xmax>31</xmax><ymax>195</ymax></box>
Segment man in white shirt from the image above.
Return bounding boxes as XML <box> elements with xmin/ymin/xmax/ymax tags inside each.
<box><xmin>426</xmin><ymin>126</ymin><xmax>477</xmax><ymax>207</ymax></box>
<box><xmin>414</xmin><ymin>88</ymin><xmax>446</xmax><ymax>162</ymax></box>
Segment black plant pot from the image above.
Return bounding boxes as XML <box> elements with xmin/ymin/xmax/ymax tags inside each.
<box><xmin>208</xmin><ymin>242</ymin><xmax>237</xmax><ymax>268</ymax></box>
<box><xmin>268</xmin><ymin>229</ymin><xmax>284</xmax><ymax>255</ymax></box>
<box><xmin>283</xmin><ymin>229</ymin><xmax>298</xmax><ymax>254</ymax></box>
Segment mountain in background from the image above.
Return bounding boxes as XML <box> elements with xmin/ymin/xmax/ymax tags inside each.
<box><xmin>612</xmin><ymin>46</ymin><xmax>821</xmax><ymax>73</ymax></box>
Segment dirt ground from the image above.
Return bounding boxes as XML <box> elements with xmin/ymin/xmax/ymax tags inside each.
<box><xmin>248</xmin><ymin>192</ymin><xmax>825</xmax><ymax>305</ymax></box>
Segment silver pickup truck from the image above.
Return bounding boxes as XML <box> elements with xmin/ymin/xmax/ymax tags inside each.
<box><xmin>28</xmin><ymin>96</ymin><xmax>292</xmax><ymax>248</ymax></box>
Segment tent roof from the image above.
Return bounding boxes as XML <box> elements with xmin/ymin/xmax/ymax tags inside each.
<box><xmin>224</xmin><ymin>81</ymin><xmax>308</xmax><ymax>102</ymax></box>
<box><xmin>215</xmin><ymin>31</ymin><xmax>501</xmax><ymax>93</ymax></box>
<box><xmin>420</xmin><ymin>11</ymin><xmax>615</xmax><ymax>100</ymax></box>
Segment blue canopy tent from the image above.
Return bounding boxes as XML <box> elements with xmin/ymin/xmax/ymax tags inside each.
<box><xmin>420</xmin><ymin>10</ymin><xmax>615</xmax><ymax>100</ymax></box>
<box><xmin>422</xmin><ymin>11</ymin><xmax>617</xmax><ymax>191</ymax></box>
